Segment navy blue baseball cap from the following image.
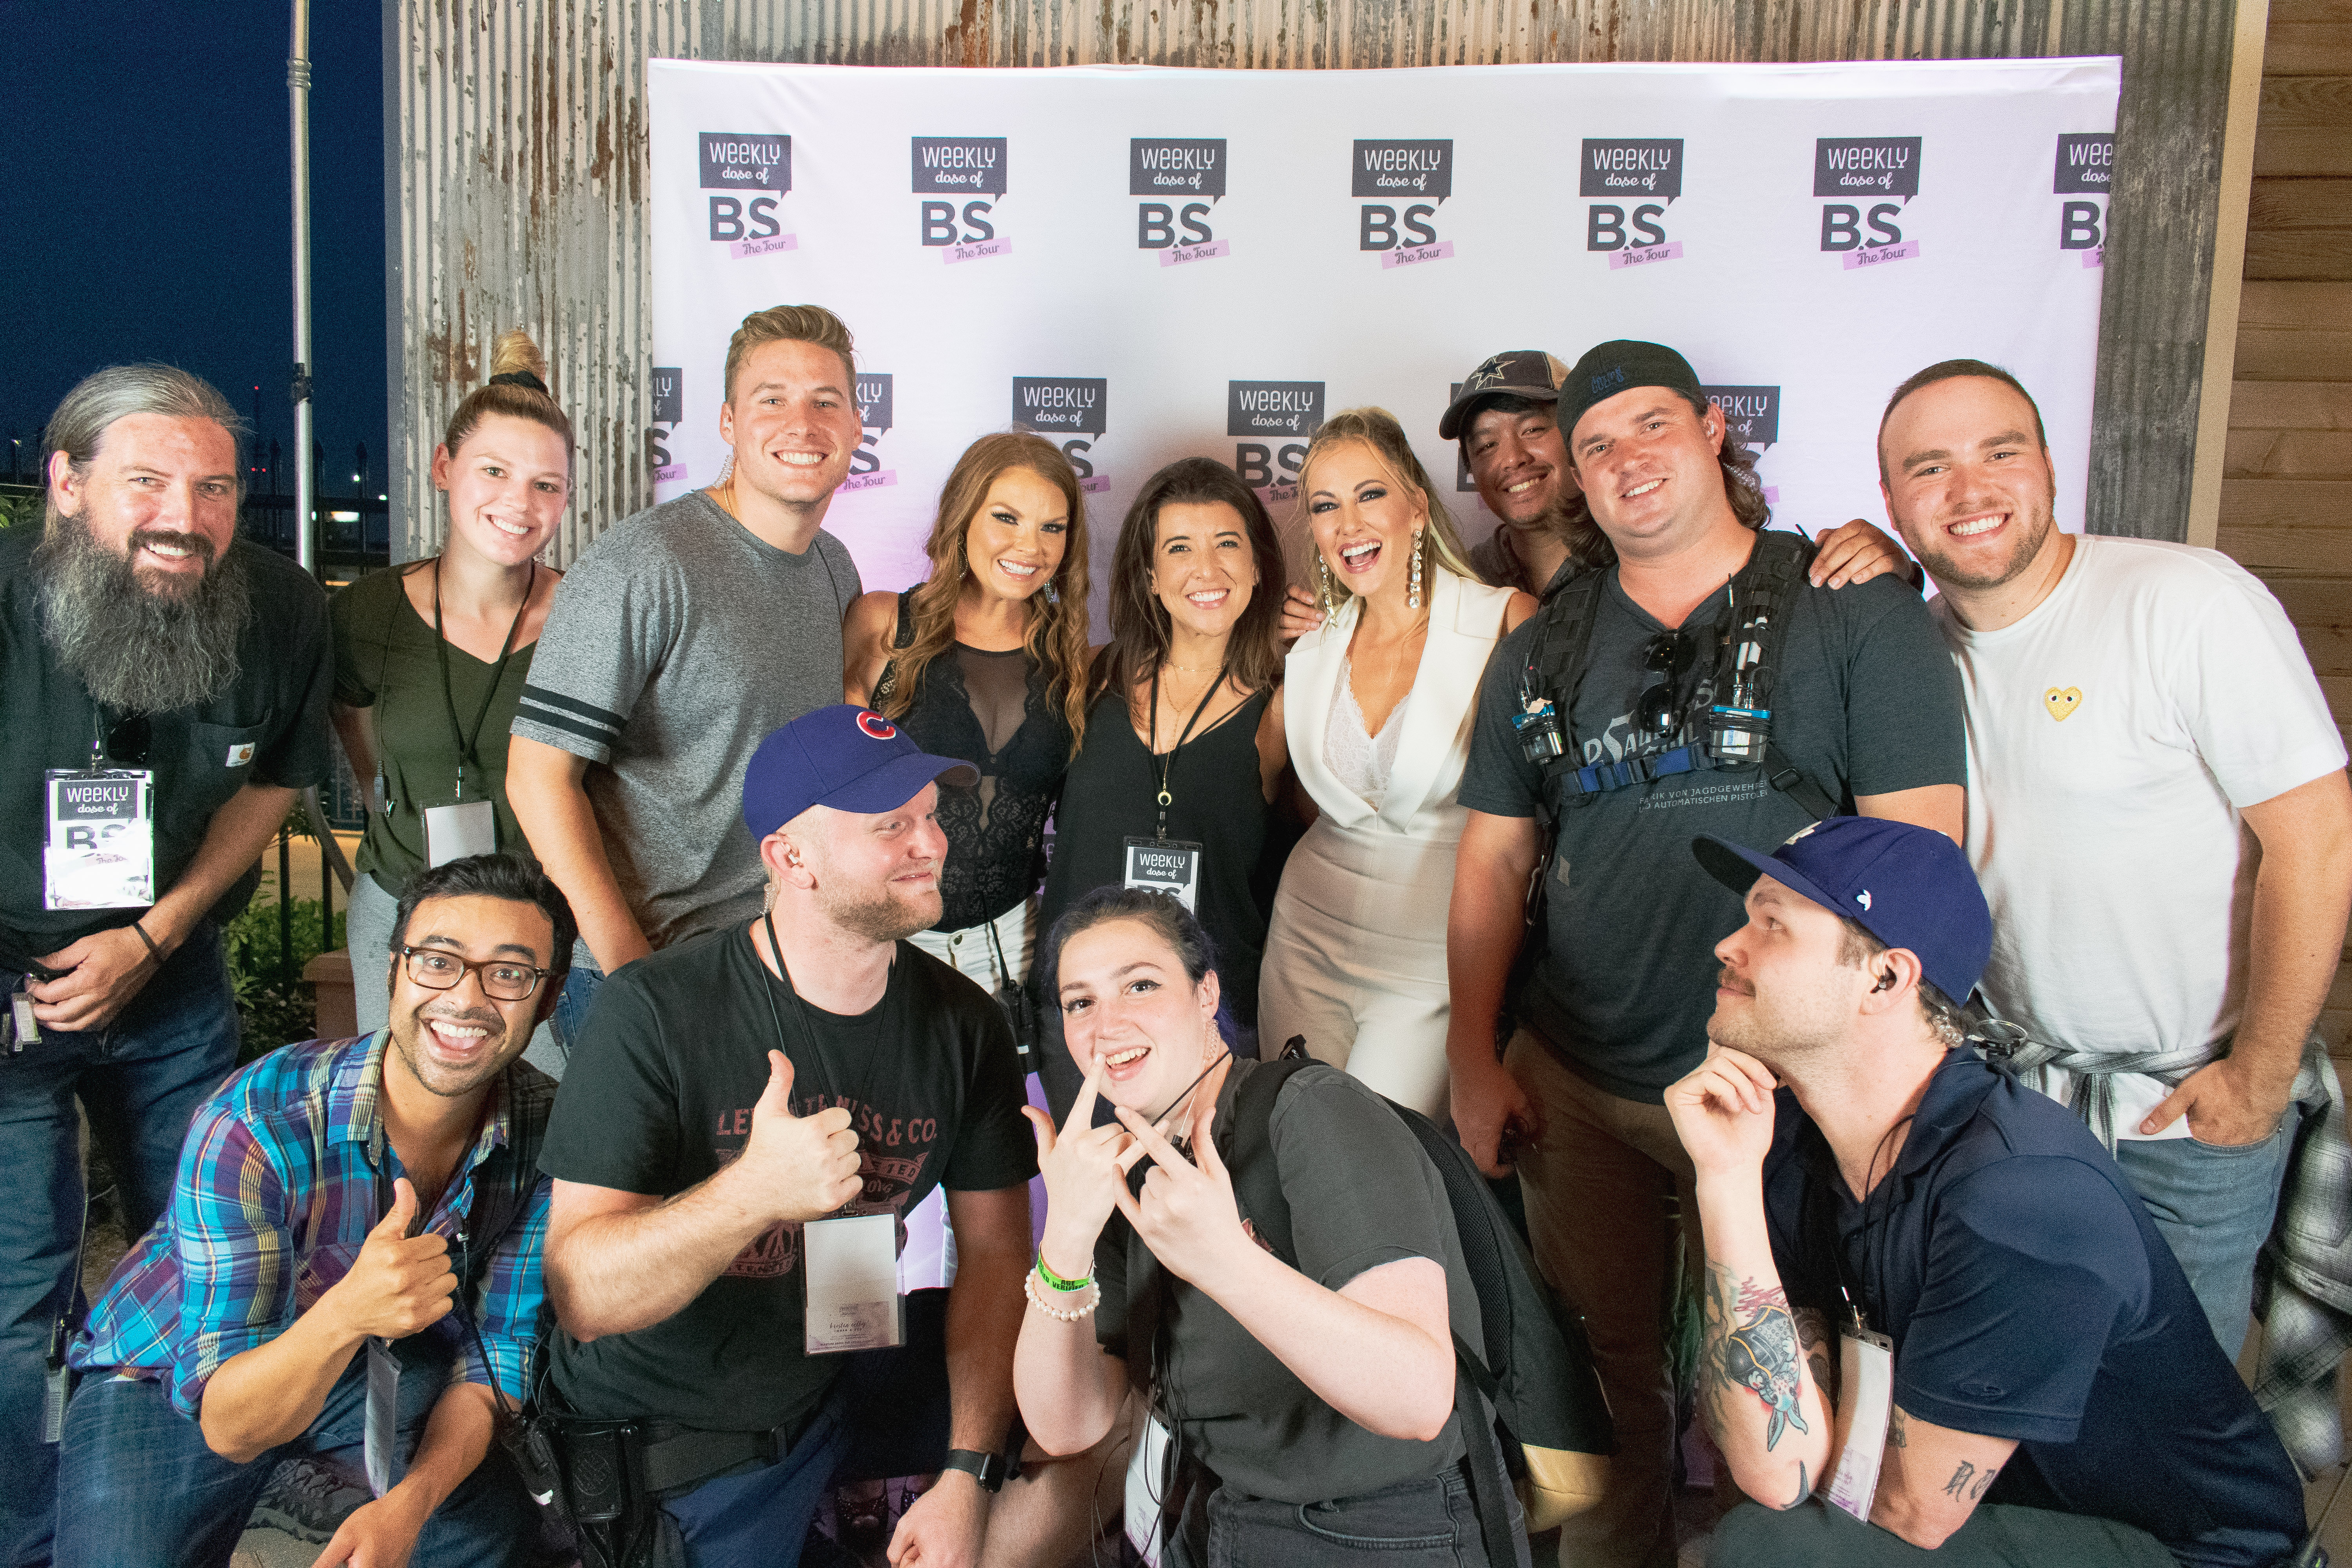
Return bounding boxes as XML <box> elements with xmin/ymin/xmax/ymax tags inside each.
<box><xmin>742</xmin><ymin>705</ymin><xmax>978</xmax><ymax>841</ymax></box>
<box><xmin>1691</xmin><ymin>817</ymin><xmax>1992</xmax><ymax>1004</ymax></box>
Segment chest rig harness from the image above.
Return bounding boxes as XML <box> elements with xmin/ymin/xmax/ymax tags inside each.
<box><xmin>1511</xmin><ymin>527</ymin><xmax>1840</xmax><ymax>826</ymax></box>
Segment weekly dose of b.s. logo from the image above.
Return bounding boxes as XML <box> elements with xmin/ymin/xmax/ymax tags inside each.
<box><xmin>1012</xmin><ymin>377</ymin><xmax>1110</xmax><ymax>491</ymax></box>
<box><xmin>1132</xmin><ymin>140</ymin><xmax>1229</xmax><ymax>266</ymax></box>
<box><xmin>1582</xmin><ymin>139</ymin><xmax>1684</xmax><ymax>269</ymax></box>
<box><xmin>1813</xmin><ymin>136</ymin><xmax>1922</xmax><ymax>268</ymax></box>
<box><xmin>648</xmin><ymin>367</ymin><xmax>686</xmax><ymax>484</ymax></box>
<box><xmin>1702</xmin><ymin>385</ymin><xmax>1782</xmax><ymax>504</ymax></box>
<box><xmin>701</xmin><ymin>133</ymin><xmax>795</xmax><ymax>259</ymax></box>
<box><xmin>1228</xmin><ymin>381</ymin><xmax>1327</xmax><ymax>496</ymax></box>
<box><xmin>2054</xmin><ymin>133</ymin><xmax>2113</xmax><ymax>264</ymax></box>
<box><xmin>844</xmin><ymin>374</ymin><xmax>896</xmax><ymax>493</ymax></box>
<box><xmin>1353</xmin><ymin>140</ymin><xmax>1453</xmax><ymax>268</ymax></box>
<box><xmin>914</xmin><ymin>136</ymin><xmax>1009</xmax><ymax>263</ymax></box>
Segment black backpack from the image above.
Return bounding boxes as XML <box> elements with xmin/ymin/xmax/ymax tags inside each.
<box><xmin>1223</xmin><ymin>1047</ymin><xmax>1614</xmax><ymax>1567</ymax></box>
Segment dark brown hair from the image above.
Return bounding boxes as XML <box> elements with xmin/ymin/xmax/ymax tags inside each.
<box><xmin>873</xmin><ymin>432</ymin><xmax>1093</xmax><ymax>753</ymax></box>
<box><xmin>440</xmin><ymin>329</ymin><xmax>573</xmax><ymax>466</ymax></box>
<box><xmin>1876</xmin><ymin>359</ymin><xmax>2049</xmax><ymax>483</ymax></box>
<box><xmin>1557</xmin><ymin>389</ymin><xmax>1768</xmax><ymax>571</ymax></box>
<box><xmin>1094</xmin><ymin>458</ymin><xmax>1287</xmax><ymax>705</ymax></box>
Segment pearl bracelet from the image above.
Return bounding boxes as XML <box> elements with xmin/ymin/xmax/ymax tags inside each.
<box><xmin>1024</xmin><ymin>1266</ymin><xmax>1101</xmax><ymax>1321</ymax></box>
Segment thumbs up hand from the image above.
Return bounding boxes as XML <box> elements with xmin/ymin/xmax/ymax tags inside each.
<box><xmin>739</xmin><ymin>1051</ymin><xmax>865</xmax><ymax>1225</ymax></box>
<box><xmin>322</xmin><ymin>1177</ymin><xmax>457</xmax><ymax>1342</ymax></box>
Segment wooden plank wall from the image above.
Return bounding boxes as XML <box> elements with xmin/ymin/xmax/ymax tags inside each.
<box><xmin>2216</xmin><ymin>0</ymin><xmax>2352</xmax><ymax>1050</ymax></box>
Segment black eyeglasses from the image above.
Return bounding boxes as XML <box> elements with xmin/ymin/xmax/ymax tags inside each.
<box><xmin>103</xmin><ymin>713</ymin><xmax>151</xmax><ymax>766</ymax></box>
<box><xmin>398</xmin><ymin>945</ymin><xmax>552</xmax><ymax>1001</ymax></box>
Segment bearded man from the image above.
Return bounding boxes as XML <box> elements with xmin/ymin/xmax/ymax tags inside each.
<box><xmin>536</xmin><ymin>704</ymin><xmax>1037</xmax><ymax>1568</ymax></box>
<box><xmin>1</xmin><ymin>364</ymin><xmax>333</xmax><ymax>1561</ymax></box>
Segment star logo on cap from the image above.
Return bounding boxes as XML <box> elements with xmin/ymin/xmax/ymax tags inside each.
<box><xmin>857</xmin><ymin>712</ymin><xmax>898</xmax><ymax>740</ymax></box>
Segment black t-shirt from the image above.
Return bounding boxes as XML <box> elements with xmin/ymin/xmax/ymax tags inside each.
<box><xmin>1458</xmin><ymin>555</ymin><xmax>1964</xmax><ymax>1101</ymax></box>
<box><xmin>539</xmin><ymin>925</ymin><xmax>1038</xmax><ymax>1432</ymax></box>
<box><xmin>0</xmin><ymin>529</ymin><xmax>334</xmax><ymax>964</ymax></box>
<box><xmin>1093</xmin><ymin>1060</ymin><xmax>1480</xmax><ymax>1504</ymax></box>
<box><xmin>1763</xmin><ymin>1054</ymin><xmax>2304</xmax><ymax>1568</ymax></box>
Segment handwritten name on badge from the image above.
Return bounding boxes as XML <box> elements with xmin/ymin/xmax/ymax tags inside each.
<box><xmin>1844</xmin><ymin>240</ymin><xmax>1920</xmax><ymax>270</ymax></box>
<box><xmin>840</xmin><ymin>470</ymin><xmax>898</xmax><ymax>493</ymax></box>
<box><xmin>1610</xmin><ymin>241</ymin><xmax>1684</xmax><ymax>270</ymax></box>
<box><xmin>730</xmin><ymin>233</ymin><xmax>798</xmax><ymax>260</ymax></box>
<box><xmin>1381</xmin><ymin>240</ymin><xmax>1454</xmax><ymax>270</ymax></box>
<box><xmin>944</xmin><ymin>238</ymin><xmax>1012</xmax><ymax>265</ymax></box>
<box><xmin>1160</xmin><ymin>240</ymin><xmax>1230</xmax><ymax>267</ymax></box>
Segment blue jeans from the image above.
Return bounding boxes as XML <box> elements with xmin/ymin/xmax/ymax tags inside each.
<box><xmin>0</xmin><ymin>923</ymin><xmax>238</xmax><ymax>1567</ymax></box>
<box><xmin>2112</xmin><ymin>1126</ymin><xmax>2292</xmax><ymax>1361</ymax></box>
<box><xmin>52</xmin><ymin>1341</ymin><xmax>533</xmax><ymax>1568</ymax></box>
<box><xmin>658</xmin><ymin>1398</ymin><xmax>849</xmax><ymax>1568</ymax></box>
<box><xmin>1712</xmin><ymin>1497</ymin><xmax>2175</xmax><ymax>1567</ymax></box>
<box><xmin>554</xmin><ymin>958</ymin><xmax>606</xmax><ymax>1055</ymax></box>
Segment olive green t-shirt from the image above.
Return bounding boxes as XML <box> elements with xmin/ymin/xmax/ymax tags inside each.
<box><xmin>330</xmin><ymin>566</ymin><xmax>539</xmax><ymax>889</ymax></box>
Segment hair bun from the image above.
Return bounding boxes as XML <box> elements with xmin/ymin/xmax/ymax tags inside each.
<box><xmin>488</xmin><ymin>328</ymin><xmax>549</xmax><ymax>389</ymax></box>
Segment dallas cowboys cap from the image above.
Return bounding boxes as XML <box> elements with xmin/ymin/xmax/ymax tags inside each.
<box><xmin>1437</xmin><ymin>349</ymin><xmax>1571</xmax><ymax>441</ymax></box>
<box><xmin>1691</xmin><ymin>816</ymin><xmax>1992</xmax><ymax>1005</ymax></box>
<box><xmin>742</xmin><ymin>704</ymin><xmax>979</xmax><ymax>841</ymax></box>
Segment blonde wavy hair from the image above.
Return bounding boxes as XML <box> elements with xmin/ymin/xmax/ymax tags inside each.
<box><xmin>1295</xmin><ymin>407</ymin><xmax>1474</xmax><ymax>608</ymax></box>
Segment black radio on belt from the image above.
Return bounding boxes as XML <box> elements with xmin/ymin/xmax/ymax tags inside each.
<box><xmin>1514</xmin><ymin>668</ymin><xmax>1566</xmax><ymax>766</ymax></box>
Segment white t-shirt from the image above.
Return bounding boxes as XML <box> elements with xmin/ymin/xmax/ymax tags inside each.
<box><xmin>1935</xmin><ymin>535</ymin><xmax>2345</xmax><ymax>1138</ymax></box>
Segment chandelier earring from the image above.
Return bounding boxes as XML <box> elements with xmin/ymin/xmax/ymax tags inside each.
<box><xmin>1317</xmin><ymin>556</ymin><xmax>1335</xmax><ymax>619</ymax></box>
<box><xmin>1408</xmin><ymin>528</ymin><xmax>1425</xmax><ymax>610</ymax></box>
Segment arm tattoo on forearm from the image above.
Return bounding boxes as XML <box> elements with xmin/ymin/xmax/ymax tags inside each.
<box><xmin>1943</xmin><ymin>1460</ymin><xmax>1997</xmax><ymax>1501</ymax></box>
<box><xmin>1702</xmin><ymin>1262</ymin><xmax>1811</xmax><ymax>1450</ymax></box>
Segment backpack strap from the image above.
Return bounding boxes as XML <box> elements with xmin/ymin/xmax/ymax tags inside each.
<box><xmin>1219</xmin><ymin>1044</ymin><xmax>1317</xmax><ymax>1268</ymax></box>
<box><xmin>871</xmin><ymin>589</ymin><xmax>918</xmax><ymax>706</ymax></box>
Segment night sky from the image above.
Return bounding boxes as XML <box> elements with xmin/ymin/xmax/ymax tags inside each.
<box><xmin>2</xmin><ymin>2</ymin><xmax>387</xmax><ymax>495</ymax></box>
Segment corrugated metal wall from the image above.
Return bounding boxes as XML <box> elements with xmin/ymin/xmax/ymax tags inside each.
<box><xmin>388</xmin><ymin>0</ymin><xmax>2242</xmax><ymax>564</ymax></box>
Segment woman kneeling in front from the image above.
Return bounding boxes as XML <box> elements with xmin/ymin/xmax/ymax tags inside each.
<box><xmin>1013</xmin><ymin>886</ymin><xmax>1494</xmax><ymax>1566</ymax></box>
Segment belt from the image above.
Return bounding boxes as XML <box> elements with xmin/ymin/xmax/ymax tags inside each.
<box><xmin>1972</xmin><ymin>1015</ymin><xmax>2217</xmax><ymax>1152</ymax></box>
<box><xmin>639</xmin><ymin>1407</ymin><xmax>818</xmax><ymax>1497</ymax></box>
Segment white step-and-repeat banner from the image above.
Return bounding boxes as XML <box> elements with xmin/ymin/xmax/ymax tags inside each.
<box><xmin>647</xmin><ymin>58</ymin><xmax>2119</xmax><ymax>613</ymax></box>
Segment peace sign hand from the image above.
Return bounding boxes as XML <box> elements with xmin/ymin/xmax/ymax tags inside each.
<box><xmin>1112</xmin><ymin>1089</ymin><xmax>1250</xmax><ymax>1292</ymax></box>
<box><xmin>1022</xmin><ymin>1059</ymin><xmax>1136</xmax><ymax>1283</ymax></box>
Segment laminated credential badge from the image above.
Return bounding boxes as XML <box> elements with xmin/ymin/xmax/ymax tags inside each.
<box><xmin>43</xmin><ymin>768</ymin><xmax>155</xmax><ymax>910</ymax></box>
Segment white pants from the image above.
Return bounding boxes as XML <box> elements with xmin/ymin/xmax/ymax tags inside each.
<box><xmin>1258</xmin><ymin>817</ymin><xmax>1455</xmax><ymax>1118</ymax></box>
<box><xmin>908</xmin><ymin>897</ymin><xmax>1037</xmax><ymax>993</ymax></box>
<box><xmin>347</xmin><ymin>869</ymin><xmax>577</xmax><ymax>1078</ymax></box>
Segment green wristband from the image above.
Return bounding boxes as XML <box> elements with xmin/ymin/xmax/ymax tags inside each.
<box><xmin>1035</xmin><ymin>1254</ymin><xmax>1092</xmax><ymax>1292</ymax></box>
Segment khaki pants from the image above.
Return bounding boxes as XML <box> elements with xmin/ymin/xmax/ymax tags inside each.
<box><xmin>1505</xmin><ymin>1030</ymin><xmax>1700</xmax><ymax>1568</ymax></box>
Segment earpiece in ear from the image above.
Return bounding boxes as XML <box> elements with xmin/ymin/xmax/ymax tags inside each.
<box><xmin>1871</xmin><ymin>970</ymin><xmax>1896</xmax><ymax>993</ymax></box>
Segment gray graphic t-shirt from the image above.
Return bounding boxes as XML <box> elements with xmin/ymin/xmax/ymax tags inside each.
<box><xmin>1460</xmin><ymin>559</ymin><xmax>1963</xmax><ymax>1102</ymax></box>
<box><xmin>511</xmin><ymin>492</ymin><xmax>861</xmax><ymax>951</ymax></box>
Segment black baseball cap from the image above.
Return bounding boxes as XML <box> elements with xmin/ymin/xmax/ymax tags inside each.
<box><xmin>1693</xmin><ymin>817</ymin><xmax>1993</xmax><ymax>1005</ymax></box>
<box><xmin>1437</xmin><ymin>350</ymin><xmax>1570</xmax><ymax>441</ymax></box>
<box><xmin>1557</xmin><ymin>340</ymin><xmax>1708</xmax><ymax>445</ymax></box>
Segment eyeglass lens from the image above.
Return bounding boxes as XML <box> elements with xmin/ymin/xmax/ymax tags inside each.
<box><xmin>405</xmin><ymin>949</ymin><xmax>541</xmax><ymax>1000</ymax></box>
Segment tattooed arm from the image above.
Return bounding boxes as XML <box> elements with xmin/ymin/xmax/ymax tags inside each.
<box><xmin>1871</xmin><ymin>1404</ymin><xmax>2019</xmax><ymax>1549</ymax></box>
<box><xmin>1666</xmin><ymin>1048</ymin><xmax>1833</xmax><ymax>1508</ymax></box>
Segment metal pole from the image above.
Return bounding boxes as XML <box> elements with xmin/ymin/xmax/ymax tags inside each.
<box><xmin>289</xmin><ymin>0</ymin><xmax>316</xmax><ymax>574</ymax></box>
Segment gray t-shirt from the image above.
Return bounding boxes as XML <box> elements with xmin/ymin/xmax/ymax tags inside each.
<box><xmin>1459</xmin><ymin>561</ymin><xmax>1964</xmax><ymax>1102</ymax></box>
<box><xmin>511</xmin><ymin>492</ymin><xmax>860</xmax><ymax>950</ymax></box>
<box><xmin>1094</xmin><ymin>1061</ymin><xmax>1479</xmax><ymax>1505</ymax></box>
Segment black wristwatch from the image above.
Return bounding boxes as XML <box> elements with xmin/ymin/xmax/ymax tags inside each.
<box><xmin>941</xmin><ymin>1448</ymin><xmax>1007</xmax><ymax>1494</ymax></box>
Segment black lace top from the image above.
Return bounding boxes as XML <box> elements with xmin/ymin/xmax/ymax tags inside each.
<box><xmin>881</xmin><ymin>592</ymin><xmax>1075</xmax><ymax>931</ymax></box>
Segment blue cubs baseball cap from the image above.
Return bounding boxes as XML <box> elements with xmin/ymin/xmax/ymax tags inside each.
<box><xmin>1692</xmin><ymin>816</ymin><xmax>1992</xmax><ymax>1005</ymax></box>
<box><xmin>742</xmin><ymin>705</ymin><xmax>978</xmax><ymax>841</ymax></box>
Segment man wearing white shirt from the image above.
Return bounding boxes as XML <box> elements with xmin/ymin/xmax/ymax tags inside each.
<box><xmin>1875</xmin><ymin>359</ymin><xmax>2352</xmax><ymax>1357</ymax></box>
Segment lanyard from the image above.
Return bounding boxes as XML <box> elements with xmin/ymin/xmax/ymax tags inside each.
<box><xmin>758</xmin><ymin>913</ymin><xmax>880</xmax><ymax>1129</ymax></box>
<box><xmin>1145</xmin><ymin>657</ymin><xmax>1230</xmax><ymax>842</ymax></box>
<box><xmin>1808</xmin><ymin>1114</ymin><xmax>1913</xmax><ymax>1335</ymax></box>
<box><xmin>431</xmin><ymin>558</ymin><xmax>534</xmax><ymax>803</ymax></box>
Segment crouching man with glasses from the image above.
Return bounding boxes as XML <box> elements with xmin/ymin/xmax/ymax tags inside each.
<box><xmin>53</xmin><ymin>854</ymin><xmax>571</xmax><ymax>1568</ymax></box>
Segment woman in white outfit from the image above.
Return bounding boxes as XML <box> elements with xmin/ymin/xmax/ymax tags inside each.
<box><xmin>1259</xmin><ymin>409</ymin><xmax>1536</xmax><ymax>1116</ymax></box>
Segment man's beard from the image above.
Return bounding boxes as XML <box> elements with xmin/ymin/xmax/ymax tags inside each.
<box><xmin>391</xmin><ymin>1000</ymin><xmax>518</xmax><ymax>1099</ymax></box>
<box><xmin>1911</xmin><ymin>499</ymin><xmax>2058</xmax><ymax>593</ymax></box>
<box><xmin>818</xmin><ymin>875</ymin><xmax>942</xmax><ymax>945</ymax></box>
<box><xmin>34</xmin><ymin>512</ymin><xmax>252</xmax><ymax>712</ymax></box>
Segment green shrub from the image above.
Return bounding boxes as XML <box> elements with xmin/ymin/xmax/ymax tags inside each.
<box><xmin>222</xmin><ymin>896</ymin><xmax>346</xmax><ymax>1062</ymax></box>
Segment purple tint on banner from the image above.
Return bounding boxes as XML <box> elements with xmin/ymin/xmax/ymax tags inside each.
<box><xmin>1843</xmin><ymin>241</ymin><xmax>1921</xmax><ymax>270</ymax></box>
<box><xmin>1160</xmin><ymin>240</ymin><xmax>1231</xmax><ymax>267</ymax></box>
<box><xmin>730</xmin><ymin>233</ymin><xmax>798</xmax><ymax>260</ymax></box>
<box><xmin>1381</xmin><ymin>240</ymin><xmax>1455</xmax><ymax>270</ymax></box>
<box><xmin>654</xmin><ymin>463</ymin><xmax>687</xmax><ymax>483</ymax></box>
<box><xmin>1763</xmin><ymin>486</ymin><xmax>1780</xmax><ymax>504</ymax></box>
<box><xmin>840</xmin><ymin>470</ymin><xmax>899</xmax><ymax>493</ymax></box>
<box><xmin>2083</xmin><ymin>247</ymin><xmax>2104</xmax><ymax>269</ymax></box>
<box><xmin>1609</xmin><ymin>241</ymin><xmax>1684</xmax><ymax>270</ymax></box>
<box><xmin>1081</xmin><ymin>475</ymin><xmax>1112</xmax><ymax>492</ymax></box>
<box><xmin>945</xmin><ymin>238</ymin><xmax>1012</xmax><ymax>265</ymax></box>
<box><xmin>1255</xmin><ymin>479</ymin><xmax>1299</xmax><ymax>504</ymax></box>
<box><xmin>1025</xmin><ymin>1073</ymin><xmax>1053</xmax><ymax>1247</ymax></box>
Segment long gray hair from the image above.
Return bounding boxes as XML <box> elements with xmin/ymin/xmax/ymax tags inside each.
<box><xmin>44</xmin><ymin>364</ymin><xmax>249</xmax><ymax>523</ymax></box>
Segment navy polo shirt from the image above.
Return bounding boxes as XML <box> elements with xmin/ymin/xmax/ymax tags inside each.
<box><xmin>1761</xmin><ymin>1051</ymin><xmax>2303</xmax><ymax>1568</ymax></box>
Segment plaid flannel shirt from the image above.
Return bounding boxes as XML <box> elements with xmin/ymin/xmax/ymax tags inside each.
<box><xmin>72</xmin><ymin>1032</ymin><xmax>554</xmax><ymax>1419</ymax></box>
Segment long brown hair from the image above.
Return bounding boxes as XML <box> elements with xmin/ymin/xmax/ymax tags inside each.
<box><xmin>1296</xmin><ymin>407</ymin><xmax>1475</xmax><ymax>607</ymax></box>
<box><xmin>1556</xmin><ymin>389</ymin><xmax>1768</xmax><ymax>571</ymax></box>
<box><xmin>1094</xmin><ymin>458</ymin><xmax>1286</xmax><ymax>705</ymax></box>
<box><xmin>872</xmin><ymin>432</ymin><xmax>1093</xmax><ymax>752</ymax></box>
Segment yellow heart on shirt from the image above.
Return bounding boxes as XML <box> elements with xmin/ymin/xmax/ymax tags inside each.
<box><xmin>2043</xmin><ymin>686</ymin><xmax>2083</xmax><ymax>722</ymax></box>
